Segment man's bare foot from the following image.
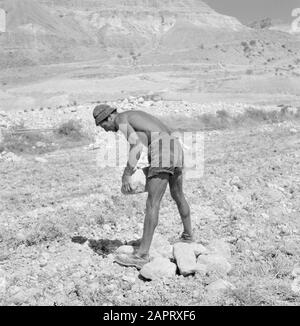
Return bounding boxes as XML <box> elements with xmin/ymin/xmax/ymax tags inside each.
<box><xmin>114</xmin><ymin>253</ymin><xmax>150</xmax><ymax>270</ymax></box>
<box><xmin>179</xmin><ymin>232</ymin><xmax>194</xmax><ymax>243</ymax></box>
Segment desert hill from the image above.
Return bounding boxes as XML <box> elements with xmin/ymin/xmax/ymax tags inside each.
<box><xmin>0</xmin><ymin>0</ymin><xmax>299</xmax><ymax>68</ymax></box>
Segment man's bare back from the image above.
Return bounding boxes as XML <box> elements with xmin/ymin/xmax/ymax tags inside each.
<box><xmin>115</xmin><ymin>110</ymin><xmax>172</xmax><ymax>147</ymax></box>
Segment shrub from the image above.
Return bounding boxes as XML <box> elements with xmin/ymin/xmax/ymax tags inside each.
<box><xmin>56</xmin><ymin>119</ymin><xmax>84</xmax><ymax>140</ymax></box>
<box><xmin>0</xmin><ymin>123</ymin><xmax>52</xmax><ymax>154</ymax></box>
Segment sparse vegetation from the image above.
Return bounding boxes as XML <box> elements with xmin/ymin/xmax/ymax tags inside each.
<box><xmin>161</xmin><ymin>107</ymin><xmax>300</xmax><ymax>132</ymax></box>
<box><xmin>0</xmin><ymin>120</ymin><xmax>88</xmax><ymax>155</ymax></box>
<box><xmin>56</xmin><ymin>119</ymin><xmax>84</xmax><ymax>140</ymax></box>
<box><xmin>0</xmin><ymin>123</ymin><xmax>54</xmax><ymax>154</ymax></box>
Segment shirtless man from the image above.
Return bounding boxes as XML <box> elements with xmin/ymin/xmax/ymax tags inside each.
<box><xmin>93</xmin><ymin>104</ymin><xmax>193</xmax><ymax>269</ymax></box>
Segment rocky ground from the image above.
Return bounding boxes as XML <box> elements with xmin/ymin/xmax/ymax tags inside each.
<box><xmin>0</xmin><ymin>97</ymin><xmax>300</xmax><ymax>306</ymax></box>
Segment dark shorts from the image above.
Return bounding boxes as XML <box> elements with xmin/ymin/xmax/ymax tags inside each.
<box><xmin>146</xmin><ymin>134</ymin><xmax>184</xmax><ymax>179</ymax></box>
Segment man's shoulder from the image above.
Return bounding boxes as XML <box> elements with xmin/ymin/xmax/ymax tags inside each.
<box><xmin>115</xmin><ymin>110</ymin><xmax>144</xmax><ymax>123</ymax></box>
<box><xmin>115</xmin><ymin>111</ymin><xmax>128</xmax><ymax>124</ymax></box>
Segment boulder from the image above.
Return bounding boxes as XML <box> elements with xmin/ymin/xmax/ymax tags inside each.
<box><xmin>197</xmin><ymin>254</ymin><xmax>232</xmax><ymax>276</ymax></box>
<box><xmin>150</xmin><ymin>234</ymin><xmax>173</xmax><ymax>259</ymax></box>
<box><xmin>189</xmin><ymin>243</ymin><xmax>209</xmax><ymax>257</ymax></box>
<box><xmin>121</xmin><ymin>168</ymin><xmax>146</xmax><ymax>195</ymax></box>
<box><xmin>173</xmin><ymin>242</ymin><xmax>197</xmax><ymax>276</ymax></box>
<box><xmin>140</xmin><ymin>257</ymin><xmax>176</xmax><ymax>281</ymax></box>
<box><xmin>117</xmin><ymin>235</ymin><xmax>173</xmax><ymax>260</ymax></box>
<box><xmin>194</xmin><ymin>263</ymin><xmax>208</xmax><ymax>275</ymax></box>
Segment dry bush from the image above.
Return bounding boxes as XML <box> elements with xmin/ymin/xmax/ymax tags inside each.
<box><xmin>1</xmin><ymin>119</ymin><xmax>89</xmax><ymax>156</ymax></box>
<box><xmin>162</xmin><ymin>107</ymin><xmax>300</xmax><ymax>132</ymax></box>
<box><xmin>56</xmin><ymin>119</ymin><xmax>84</xmax><ymax>140</ymax></box>
<box><xmin>0</xmin><ymin>123</ymin><xmax>54</xmax><ymax>154</ymax></box>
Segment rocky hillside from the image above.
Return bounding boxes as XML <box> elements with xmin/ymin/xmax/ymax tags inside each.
<box><xmin>0</xmin><ymin>0</ymin><xmax>299</xmax><ymax>67</ymax></box>
<box><xmin>41</xmin><ymin>0</ymin><xmax>246</xmax><ymax>49</ymax></box>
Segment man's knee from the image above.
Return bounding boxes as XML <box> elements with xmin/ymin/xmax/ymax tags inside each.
<box><xmin>146</xmin><ymin>196</ymin><xmax>160</xmax><ymax>212</ymax></box>
<box><xmin>170</xmin><ymin>188</ymin><xmax>183</xmax><ymax>203</ymax></box>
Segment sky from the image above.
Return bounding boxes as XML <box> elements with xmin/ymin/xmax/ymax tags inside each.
<box><xmin>204</xmin><ymin>0</ymin><xmax>300</xmax><ymax>23</ymax></box>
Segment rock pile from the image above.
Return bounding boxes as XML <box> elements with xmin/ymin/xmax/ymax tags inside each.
<box><xmin>116</xmin><ymin>235</ymin><xmax>233</xmax><ymax>295</ymax></box>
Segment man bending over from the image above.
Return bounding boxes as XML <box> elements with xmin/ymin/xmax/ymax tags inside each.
<box><xmin>93</xmin><ymin>104</ymin><xmax>193</xmax><ymax>269</ymax></box>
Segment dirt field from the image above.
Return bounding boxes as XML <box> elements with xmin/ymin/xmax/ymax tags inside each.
<box><xmin>1</xmin><ymin>103</ymin><xmax>299</xmax><ymax>305</ymax></box>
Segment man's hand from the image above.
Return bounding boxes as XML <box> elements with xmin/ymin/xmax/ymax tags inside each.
<box><xmin>121</xmin><ymin>174</ymin><xmax>134</xmax><ymax>194</ymax></box>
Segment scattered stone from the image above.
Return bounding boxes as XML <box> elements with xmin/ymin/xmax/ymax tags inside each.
<box><xmin>10</xmin><ymin>289</ymin><xmax>30</xmax><ymax>305</ymax></box>
<box><xmin>115</xmin><ymin>245</ymin><xmax>135</xmax><ymax>255</ymax></box>
<box><xmin>230</xmin><ymin>176</ymin><xmax>243</xmax><ymax>189</ymax></box>
<box><xmin>36</xmin><ymin>141</ymin><xmax>46</xmax><ymax>148</ymax></box>
<box><xmin>88</xmin><ymin>282</ymin><xmax>99</xmax><ymax>292</ymax></box>
<box><xmin>0</xmin><ymin>152</ymin><xmax>22</xmax><ymax>163</ymax></box>
<box><xmin>197</xmin><ymin>254</ymin><xmax>232</xmax><ymax>276</ymax></box>
<box><xmin>291</xmin><ymin>277</ymin><xmax>300</xmax><ymax>294</ymax></box>
<box><xmin>142</xmin><ymin>101</ymin><xmax>153</xmax><ymax>108</ymax></box>
<box><xmin>206</xmin><ymin>279</ymin><xmax>235</xmax><ymax>298</ymax></box>
<box><xmin>140</xmin><ymin>257</ymin><xmax>176</xmax><ymax>281</ymax></box>
<box><xmin>290</xmin><ymin>128</ymin><xmax>297</xmax><ymax>134</ymax></box>
<box><xmin>292</xmin><ymin>265</ymin><xmax>300</xmax><ymax>278</ymax></box>
<box><xmin>0</xmin><ymin>268</ymin><xmax>7</xmax><ymax>295</ymax></box>
<box><xmin>152</xmin><ymin>95</ymin><xmax>162</xmax><ymax>102</ymax></box>
<box><xmin>16</xmin><ymin>231</ymin><xmax>26</xmax><ymax>242</ymax></box>
<box><xmin>122</xmin><ymin>275</ymin><xmax>137</xmax><ymax>284</ymax></box>
<box><xmin>173</xmin><ymin>243</ymin><xmax>197</xmax><ymax>276</ymax></box>
<box><xmin>192</xmin><ymin>289</ymin><xmax>201</xmax><ymax>298</ymax></box>
<box><xmin>35</xmin><ymin>157</ymin><xmax>48</xmax><ymax>163</ymax></box>
<box><xmin>102</xmin><ymin>224</ymin><xmax>111</xmax><ymax>233</ymax></box>
<box><xmin>39</xmin><ymin>253</ymin><xmax>50</xmax><ymax>267</ymax></box>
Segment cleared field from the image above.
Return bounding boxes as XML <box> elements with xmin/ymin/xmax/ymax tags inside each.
<box><xmin>1</xmin><ymin>116</ymin><xmax>299</xmax><ymax>305</ymax></box>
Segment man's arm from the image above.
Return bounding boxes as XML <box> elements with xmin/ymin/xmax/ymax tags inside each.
<box><xmin>116</xmin><ymin>115</ymin><xmax>143</xmax><ymax>192</ymax></box>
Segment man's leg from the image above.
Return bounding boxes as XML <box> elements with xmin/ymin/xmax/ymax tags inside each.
<box><xmin>114</xmin><ymin>172</ymin><xmax>169</xmax><ymax>269</ymax></box>
<box><xmin>136</xmin><ymin>173</ymin><xmax>169</xmax><ymax>257</ymax></box>
<box><xmin>169</xmin><ymin>170</ymin><xmax>193</xmax><ymax>241</ymax></box>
